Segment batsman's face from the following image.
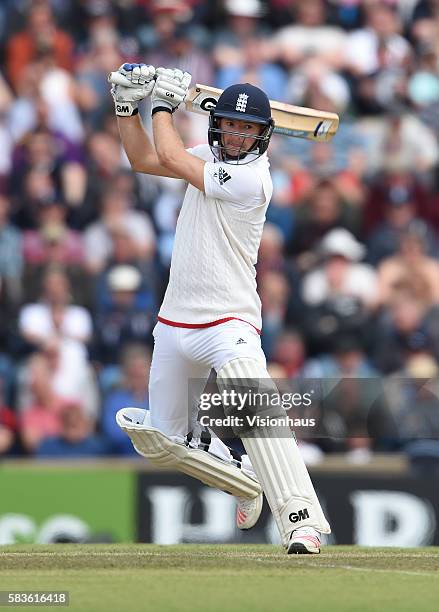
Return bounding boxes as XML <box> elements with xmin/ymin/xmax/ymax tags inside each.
<box><xmin>219</xmin><ymin>118</ymin><xmax>263</xmax><ymax>155</ymax></box>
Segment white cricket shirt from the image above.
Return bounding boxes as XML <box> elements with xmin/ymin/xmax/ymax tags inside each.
<box><xmin>158</xmin><ymin>144</ymin><xmax>273</xmax><ymax>332</ymax></box>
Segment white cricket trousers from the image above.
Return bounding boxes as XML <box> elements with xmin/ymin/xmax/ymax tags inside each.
<box><xmin>149</xmin><ymin>320</ymin><xmax>266</xmax><ymax>439</ymax></box>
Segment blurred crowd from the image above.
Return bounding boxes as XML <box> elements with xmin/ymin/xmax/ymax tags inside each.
<box><xmin>1</xmin><ymin>0</ymin><xmax>439</xmax><ymax>464</ymax></box>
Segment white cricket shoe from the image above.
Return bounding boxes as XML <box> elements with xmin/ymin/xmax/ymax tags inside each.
<box><xmin>287</xmin><ymin>526</ymin><xmax>321</xmax><ymax>554</ymax></box>
<box><xmin>236</xmin><ymin>492</ymin><xmax>263</xmax><ymax>530</ymax></box>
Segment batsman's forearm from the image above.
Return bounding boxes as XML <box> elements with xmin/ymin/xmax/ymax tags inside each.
<box><xmin>152</xmin><ymin>111</ymin><xmax>186</xmax><ymax>166</ymax></box>
<box><xmin>116</xmin><ymin>114</ymin><xmax>158</xmax><ymax>172</ymax></box>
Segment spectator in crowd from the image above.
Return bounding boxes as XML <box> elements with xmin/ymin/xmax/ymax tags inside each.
<box><xmin>301</xmin><ymin>228</ymin><xmax>378</xmax><ymax>352</ymax></box>
<box><xmin>212</xmin><ymin>0</ymin><xmax>271</xmax><ymax>69</ymax></box>
<box><xmin>0</xmin><ymin>273</ymin><xmax>16</xmax><ymax>404</ymax></box>
<box><xmin>271</xmin><ymin>328</ymin><xmax>306</xmax><ymax>378</ymax></box>
<box><xmin>302</xmin><ymin>334</ymin><xmax>389</xmax><ymax>459</ymax></box>
<box><xmin>0</xmin><ymin>394</ymin><xmax>17</xmax><ymax>456</ymax></box>
<box><xmin>372</xmin><ymin>287</ymin><xmax>439</xmax><ymax>373</ymax></box>
<box><xmin>410</xmin><ymin>0</ymin><xmax>439</xmax><ymax>50</ymax></box>
<box><xmin>287</xmin><ymin>181</ymin><xmax>360</xmax><ymax>264</ymax></box>
<box><xmin>345</xmin><ymin>3</ymin><xmax>411</xmax><ymax>79</ymax></box>
<box><xmin>101</xmin><ymin>344</ymin><xmax>150</xmax><ymax>455</ymax></box>
<box><xmin>366</xmin><ymin>182</ymin><xmax>438</xmax><ymax>265</ymax></box>
<box><xmin>216</xmin><ymin>35</ymin><xmax>287</xmax><ymax>101</ymax></box>
<box><xmin>274</xmin><ymin>0</ymin><xmax>346</xmax><ymax>69</ymax></box>
<box><xmin>363</xmin><ymin>169</ymin><xmax>433</xmax><ymax>232</ymax></box>
<box><xmin>301</xmin><ymin>228</ymin><xmax>378</xmax><ymax>309</ymax></box>
<box><xmin>0</xmin><ymin>72</ymin><xmax>13</xmax><ymax>188</ymax></box>
<box><xmin>264</xmin><ymin>148</ymin><xmax>296</xmax><ymax>243</ymax></box>
<box><xmin>0</xmin><ymin>408</ymin><xmax>16</xmax><ymax>454</ymax></box>
<box><xmin>0</xmin><ymin>194</ymin><xmax>22</xmax><ymax>303</ymax></box>
<box><xmin>20</xmin><ymin>194</ymin><xmax>91</xmax><ymax>306</ymax></box>
<box><xmin>11</xmin><ymin>169</ymin><xmax>57</xmax><ymax>229</ymax></box>
<box><xmin>18</xmin><ymin>266</ymin><xmax>92</xmax><ymax>350</ymax></box>
<box><xmin>22</xmin><ymin>196</ymin><xmax>84</xmax><ymax>267</ymax></box>
<box><xmin>17</xmin><ymin>268</ymin><xmax>98</xmax><ymax>420</ymax></box>
<box><xmin>92</xmin><ymin>264</ymin><xmax>156</xmax><ymax>367</ymax></box>
<box><xmin>358</xmin><ymin>108</ymin><xmax>438</xmax><ymax>178</ymax></box>
<box><xmin>36</xmin><ymin>401</ymin><xmax>109</xmax><ymax>458</ymax></box>
<box><xmin>376</xmin><ymin>221</ymin><xmax>439</xmax><ymax>307</ymax></box>
<box><xmin>9</xmin><ymin>120</ymin><xmax>84</xmax><ymax>227</ymax></box>
<box><xmin>145</xmin><ymin>20</ymin><xmax>213</xmax><ymax>88</ymax></box>
<box><xmin>74</xmin><ymin>3</ymin><xmax>124</xmax><ymax>129</ymax></box>
<box><xmin>5</xmin><ymin>0</ymin><xmax>75</xmax><ymax>92</ymax></box>
<box><xmin>17</xmin><ymin>336</ymin><xmax>99</xmax><ymax>422</ymax></box>
<box><xmin>19</xmin><ymin>352</ymin><xmax>73</xmax><ymax>454</ymax></box>
<box><xmin>408</xmin><ymin>45</ymin><xmax>439</xmax><ymax>110</ymax></box>
<box><xmin>259</xmin><ymin>270</ymin><xmax>291</xmax><ymax>360</ymax></box>
<box><xmin>303</xmin><ymin>333</ymin><xmax>378</xmax><ymax>378</ymax></box>
<box><xmin>9</xmin><ymin>61</ymin><xmax>83</xmax><ymax>148</ymax></box>
<box><xmin>257</xmin><ymin>222</ymin><xmax>287</xmax><ymax>275</ymax></box>
<box><xmin>84</xmin><ymin>186</ymin><xmax>156</xmax><ymax>275</ymax></box>
<box><xmin>151</xmin><ymin>174</ymin><xmax>186</xmax><ymax>266</ymax></box>
<box><xmin>383</xmin><ymin>352</ymin><xmax>439</xmax><ymax>445</ymax></box>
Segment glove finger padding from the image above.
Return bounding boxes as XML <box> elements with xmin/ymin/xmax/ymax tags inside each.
<box><xmin>155</xmin><ymin>67</ymin><xmax>174</xmax><ymax>79</ymax></box>
<box><xmin>118</xmin><ymin>63</ymin><xmax>155</xmax><ymax>86</ymax></box>
<box><xmin>132</xmin><ymin>64</ymin><xmax>155</xmax><ymax>85</ymax></box>
<box><xmin>172</xmin><ymin>68</ymin><xmax>184</xmax><ymax>82</ymax></box>
<box><xmin>152</xmin><ymin>68</ymin><xmax>192</xmax><ymax>113</ymax></box>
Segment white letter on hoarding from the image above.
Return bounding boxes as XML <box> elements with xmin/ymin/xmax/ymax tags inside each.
<box><xmin>351</xmin><ymin>491</ymin><xmax>436</xmax><ymax>547</ymax></box>
<box><xmin>147</xmin><ymin>487</ymin><xmax>235</xmax><ymax>544</ymax></box>
<box><xmin>0</xmin><ymin>514</ymin><xmax>36</xmax><ymax>544</ymax></box>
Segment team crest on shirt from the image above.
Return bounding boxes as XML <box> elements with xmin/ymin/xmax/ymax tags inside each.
<box><xmin>213</xmin><ymin>167</ymin><xmax>232</xmax><ymax>185</ymax></box>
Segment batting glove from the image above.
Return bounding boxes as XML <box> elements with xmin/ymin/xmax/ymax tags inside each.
<box><xmin>111</xmin><ymin>83</ymin><xmax>152</xmax><ymax>117</ymax></box>
<box><xmin>151</xmin><ymin>67</ymin><xmax>192</xmax><ymax>115</ymax></box>
<box><xmin>111</xmin><ymin>64</ymin><xmax>156</xmax><ymax>117</ymax></box>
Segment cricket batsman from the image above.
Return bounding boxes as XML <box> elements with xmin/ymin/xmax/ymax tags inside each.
<box><xmin>111</xmin><ymin>64</ymin><xmax>331</xmax><ymax>553</ymax></box>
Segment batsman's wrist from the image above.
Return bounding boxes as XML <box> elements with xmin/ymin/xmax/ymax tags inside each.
<box><xmin>151</xmin><ymin>99</ymin><xmax>175</xmax><ymax>114</ymax></box>
<box><xmin>114</xmin><ymin>100</ymin><xmax>139</xmax><ymax>117</ymax></box>
<box><xmin>151</xmin><ymin>106</ymin><xmax>174</xmax><ymax>117</ymax></box>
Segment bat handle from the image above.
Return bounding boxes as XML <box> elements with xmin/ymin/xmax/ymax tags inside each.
<box><xmin>107</xmin><ymin>72</ymin><xmax>135</xmax><ymax>87</ymax></box>
<box><xmin>107</xmin><ymin>71</ymin><xmax>191</xmax><ymax>105</ymax></box>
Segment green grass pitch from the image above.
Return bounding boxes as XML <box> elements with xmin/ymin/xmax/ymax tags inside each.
<box><xmin>0</xmin><ymin>545</ymin><xmax>438</xmax><ymax>612</ymax></box>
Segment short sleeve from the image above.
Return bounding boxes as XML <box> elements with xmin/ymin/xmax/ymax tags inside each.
<box><xmin>203</xmin><ymin>162</ymin><xmax>265</xmax><ymax>210</ymax></box>
<box><xmin>19</xmin><ymin>304</ymin><xmax>51</xmax><ymax>337</ymax></box>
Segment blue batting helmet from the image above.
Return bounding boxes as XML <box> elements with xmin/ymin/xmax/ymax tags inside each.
<box><xmin>208</xmin><ymin>83</ymin><xmax>274</xmax><ymax>163</ymax></box>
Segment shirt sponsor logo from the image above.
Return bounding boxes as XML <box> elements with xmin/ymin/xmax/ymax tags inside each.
<box><xmin>213</xmin><ymin>167</ymin><xmax>232</xmax><ymax>185</ymax></box>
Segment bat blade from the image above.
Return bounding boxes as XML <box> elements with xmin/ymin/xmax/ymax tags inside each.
<box><xmin>107</xmin><ymin>73</ymin><xmax>339</xmax><ymax>141</ymax></box>
<box><xmin>185</xmin><ymin>84</ymin><xmax>339</xmax><ymax>142</ymax></box>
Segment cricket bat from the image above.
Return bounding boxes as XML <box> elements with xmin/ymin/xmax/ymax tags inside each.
<box><xmin>108</xmin><ymin>72</ymin><xmax>339</xmax><ymax>142</ymax></box>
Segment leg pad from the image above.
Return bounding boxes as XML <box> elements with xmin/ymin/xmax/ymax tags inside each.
<box><xmin>116</xmin><ymin>407</ymin><xmax>262</xmax><ymax>500</ymax></box>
